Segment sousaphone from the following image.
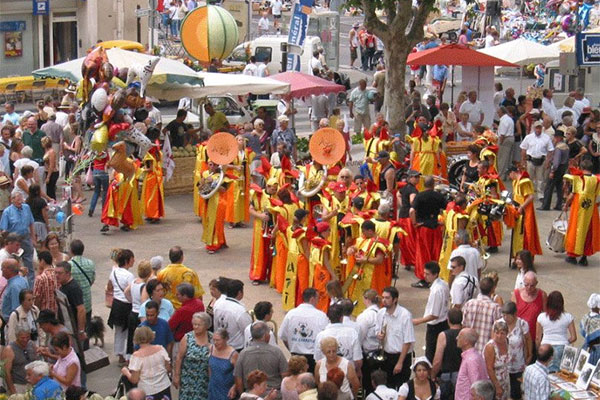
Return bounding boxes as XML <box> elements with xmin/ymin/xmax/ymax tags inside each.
<box><xmin>298</xmin><ymin>128</ymin><xmax>346</xmax><ymax>198</ymax></box>
<box><xmin>199</xmin><ymin>132</ymin><xmax>238</xmax><ymax>199</ymax></box>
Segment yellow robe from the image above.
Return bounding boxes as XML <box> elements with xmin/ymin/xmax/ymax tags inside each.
<box><xmin>310</xmin><ymin>238</ymin><xmax>332</xmax><ymax>313</ymax></box>
<box><xmin>438</xmin><ymin>208</ymin><xmax>469</xmax><ymax>282</ymax></box>
<box><xmin>193</xmin><ymin>143</ymin><xmax>208</xmax><ymax>217</ymax></box>
<box><xmin>406</xmin><ymin>135</ymin><xmax>441</xmax><ymax>177</ymax></box>
<box><xmin>249</xmin><ymin>189</ymin><xmax>271</xmax><ymax>282</ymax></box>
<box><xmin>141</xmin><ymin>151</ymin><xmax>165</xmax><ymax>220</ymax></box>
<box><xmin>269</xmin><ymin>203</ymin><xmax>299</xmax><ymax>293</ymax></box>
<box><xmin>564</xmin><ymin>174</ymin><xmax>600</xmax><ymax>256</ymax></box>
<box><xmin>101</xmin><ymin>170</ymin><xmax>144</xmax><ymax>229</ymax></box>
<box><xmin>201</xmin><ymin>170</ymin><xmax>228</xmax><ymax>251</ymax></box>
<box><xmin>510</xmin><ymin>176</ymin><xmax>542</xmax><ymax>256</ymax></box>
<box><xmin>225</xmin><ymin>149</ymin><xmax>254</xmax><ymax>224</ymax></box>
<box><xmin>346</xmin><ymin>236</ymin><xmax>387</xmax><ymax>316</ymax></box>
<box><xmin>322</xmin><ymin>194</ymin><xmax>350</xmax><ymax>281</ymax></box>
<box><xmin>282</xmin><ymin>226</ymin><xmax>308</xmax><ymax>311</ymax></box>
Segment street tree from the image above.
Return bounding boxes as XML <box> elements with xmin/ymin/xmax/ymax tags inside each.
<box><xmin>345</xmin><ymin>0</ymin><xmax>436</xmax><ymax>133</ymax></box>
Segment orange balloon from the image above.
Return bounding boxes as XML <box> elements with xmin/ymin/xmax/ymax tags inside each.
<box><xmin>71</xmin><ymin>204</ymin><xmax>83</xmax><ymax>216</ymax></box>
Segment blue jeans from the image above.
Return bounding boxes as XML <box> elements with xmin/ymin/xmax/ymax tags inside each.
<box><xmin>89</xmin><ymin>170</ymin><xmax>109</xmax><ymax>215</ymax></box>
<box><xmin>549</xmin><ymin>345</ymin><xmax>564</xmax><ymax>373</ymax></box>
<box><xmin>170</xmin><ymin>19</ymin><xmax>180</xmax><ymax>37</ymax></box>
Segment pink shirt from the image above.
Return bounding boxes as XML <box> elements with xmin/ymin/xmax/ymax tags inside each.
<box><xmin>52</xmin><ymin>348</ymin><xmax>81</xmax><ymax>389</ymax></box>
<box><xmin>455</xmin><ymin>347</ymin><xmax>489</xmax><ymax>400</ymax></box>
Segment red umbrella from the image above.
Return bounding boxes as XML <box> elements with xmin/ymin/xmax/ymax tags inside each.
<box><xmin>407</xmin><ymin>43</ymin><xmax>518</xmax><ymax>67</ymax></box>
<box><xmin>270</xmin><ymin>71</ymin><xmax>346</xmax><ymax>98</ymax></box>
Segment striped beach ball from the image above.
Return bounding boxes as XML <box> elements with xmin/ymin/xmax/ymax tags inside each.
<box><xmin>181</xmin><ymin>5</ymin><xmax>240</xmax><ymax>63</ymax></box>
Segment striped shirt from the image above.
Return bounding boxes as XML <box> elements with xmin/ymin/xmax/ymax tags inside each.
<box><xmin>523</xmin><ymin>361</ymin><xmax>550</xmax><ymax>400</ymax></box>
<box><xmin>33</xmin><ymin>268</ymin><xmax>58</xmax><ymax>313</ymax></box>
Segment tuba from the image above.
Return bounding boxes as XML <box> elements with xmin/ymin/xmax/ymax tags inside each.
<box><xmin>199</xmin><ymin>132</ymin><xmax>239</xmax><ymax>199</ymax></box>
<box><xmin>298</xmin><ymin>166</ymin><xmax>329</xmax><ymax>198</ymax></box>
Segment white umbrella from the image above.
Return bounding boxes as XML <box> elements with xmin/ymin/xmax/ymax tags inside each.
<box><xmin>33</xmin><ymin>48</ymin><xmax>204</xmax><ymax>101</ymax></box>
<box><xmin>195</xmin><ymin>72</ymin><xmax>290</xmax><ymax>96</ymax></box>
<box><xmin>478</xmin><ymin>38</ymin><xmax>559</xmax><ymax>66</ymax></box>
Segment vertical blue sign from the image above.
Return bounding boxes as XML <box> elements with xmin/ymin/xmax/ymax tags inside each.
<box><xmin>286</xmin><ymin>0</ymin><xmax>314</xmax><ymax>72</ymax></box>
<box><xmin>33</xmin><ymin>0</ymin><xmax>50</xmax><ymax>16</ymax></box>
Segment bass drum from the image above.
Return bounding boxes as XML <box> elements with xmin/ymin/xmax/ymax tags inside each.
<box><xmin>448</xmin><ymin>155</ymin><xmax>469</xmax><ymax>187</ymax></box>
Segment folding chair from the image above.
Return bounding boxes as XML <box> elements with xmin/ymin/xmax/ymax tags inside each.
<box><xmin>31</xmin><ymin>80</ymin><xmax>47</xmax><ymax>103</ymax></box>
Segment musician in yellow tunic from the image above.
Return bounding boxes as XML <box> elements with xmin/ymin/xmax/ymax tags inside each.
<box><xmin>201</xmin><ymin>161</ymin><xmax>230</xmax><ymax>254</ymax></box>
<box><xmin>269</xmin><ymin>186</ymin><xmax>300</xmax><ymax>293</ymax></box>
<box><xmin>248</xmin><ymin>179</ymin><xmax>278</xmax><ymax>283</ymax></box>
<box><xmin>310</xmin><ymin>222</ymin><xmax>335</xmax><ymax>313</ymax></box>
<box><xmin>193</xmin><ymin>141</ymin><xmax>209</xmax><ymax>218</ymax></box>
<box><xmin>225</xmin><ymin>135</ymin><xmax>255</xmax><ymax>227</ymax></box>
<box><xmin>281</xmin><ymin>209</ymin><xmax>310</xmax><ymax>311</ymax></box>
<box><xmin>468</xmin><ymin>166</ymin><xmax>503</xmax><ymax>252</ymax></box>
<box><xmin>141</xmin><ymin>145</ymin><xmax>165</xmax><ymax>223</ymax></box>
<box><xmin>320</xmin><ymin>182</ymin><xmax>350</xmax><ymax>281</ymax></box>
<box><xmin>563</xmin><ymin>160</ymin><xmax>600</xmax><ymax>266</ymax></box>
<box><xmin>372</xmin><ymin>203</ymin><xmax>406</xmax><ymax>293</ymax></box>
<box><xmin>407</xmin><ymin>126</ymin><xmax>442</xmax><ymax>177</ymax></box>
<box><xmin>101</xmin><ymin>167</ymin><xmax>144</xmax><ymax>231</ymax></box>
<box><xmin>438</xmin><ymin>195</ymin><xmax>469</xmax><ymax>282</ymax></box>
<box><xmin>345</xmin><ymin>220</ymin><xmax>386</xmax><ymax>316</ymax></box>
<box><xmin>350</xmin><ymin>175</ymin><xmax>380</xmax><ymax>211</ymax></box>
<box><xmin>507</xmin><ymin>167</ymin><xmax>542</xmax><ymax>257</ymax></box>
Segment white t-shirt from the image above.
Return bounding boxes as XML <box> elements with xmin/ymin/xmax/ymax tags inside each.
<box><xmin>257</xmin><ymin>63</ymin><xmax>268</xmax><ymax>78</ymax></box>
<box><xmin>308</xmin><ymin>57</ymin><xmax>322</xmax><ymax>75</ymax></box>
<box><xmin>243</xmin><ymin>63</ymin><xmax>258</xmax><ymax>77</ymax></box>
<box><xmin>213</xmin><ymin>297</ymin><xmax>253</xmax><ymax>349</ymax></box>
<box><xmin>424</xmin><ymin>278</ymin><xmax>449</xmax><ymax>325</ymax></box>
<box><xmin>366</xmin><ymin>385</ymin><xmax>398</xmax><ymax>400</ymax></box>
<box><xmin>447</xmin><ymin>245</ymin><xmax>483</xmax><ymax>278</ymax></box>
<box><xmin>398</xmin><ymin>382</ymin><xmax>441</xmax><ymax>399</ymax></box>
<box><xmin>279</xmin><ymin>303</ymin><xmax>329</xmax><ymax>355</ymax></box>
<box><xmin>376</xmin><ymin>306</ymin><xmax>415</xmax><ymax>354</ymax></box>
<box><xmin>314</xmin><ymin>323</ymin><xmax>363</xmax><ymax>362</ymax></box>
<box><xmin>450</xmin><ymin>271</ymin><xmax>479</xmax><ymax>307</ymax></box>
<box><xmin>258</xmin><ymin>17</ymin><xmax>269</xmax><ymax>32</ymax></box>
<box><xmin>128</xmin><ymin>346</ymin><xmax>171</xmax><ymax>395</ymax></box>
<box><xmin>484</xmin><ymin>34</ymin><xmax>495</xmax><ymax>48</ymax></box>
<box><xmin>110</xmin><ymin>267</ymin><xmax>135</xmax><ymax>303</ymax></box>
<box><xmin>459</xmin><ymin>100</ymin><xmax>484</xmax><ymax>126</ymax></box>
<box><xmin>537</xmin><ymin>312</ymin><xmax>574</xmax><ymax>345</ymax></box>
<box><xmin>520</xmin><ymin>132</ymin><xmax>554</xmax><ymax>158</ymax></box>
<box><xmin>498</xmin><ymin>114</ymin><xmax>514</xmax><ymax>138</ymax></box>
<box><xmin>456</xmin><ymin>121</ymin><xmax>472</xmax><ymax>141</ymax></box>
<box><xmin>271</xmin><ymin>0</ymin><xmax>282</xmax><ymax>16</ymax></box>
<box><xmin>243</xmin><ymin>321</ymin><xmax>277</xmax><ymax>348</ymax></box>
<box><xmin>356</xmin><ymin>305</ymin><xmax>379</xmax><ymax>352</ymax></box>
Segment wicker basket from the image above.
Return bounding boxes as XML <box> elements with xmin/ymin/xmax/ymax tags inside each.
<box><xmin>446</xmin><ymin>141</ymin><xmax>470</xmax><ymax>156</ymax></box>
<box><xmin>164</xmin><ymin>156</ymin><xmax>196</xmax><ymax>196</ymax></box>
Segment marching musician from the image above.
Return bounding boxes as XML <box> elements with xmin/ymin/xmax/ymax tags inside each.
<box><xmin>409</xmin><ymin>176</ymin><xmax>447</xmax><ymax>289</ymax></box>
<box><xmin>249</xmin><ymin>178</ymin><xmax>278</xmax><ymax>285</ymax></box>
<box><xmin>193</xmin><ymin>140</ymin><xmax>209</xmax><ymax>219</ymax></box>
<box><xmin>310</xmin><ymin>222</ymin><xmax>335</xmax><ymax>313</ymax></box>
<box><xmin>438</xmin><ymin>194</ymin><xmax>469</xmax><ymax>282</ymax></box>
<box><xmin>141</xmin><ymin>143</ymin><xmax>165</xmax><ymax>224</ymax></box>
<box><xmin>372</xmin><ymin>204</ymin><xmax>405</xmax><ymax>295</ymax></box>
<box><xmin>563</xmin><ymin>160</ymin><xmax>600</xmax><ymax>266</ymax></box>
<box><xmin>101</xmin><ymin>167</ymin><xmax>144</xmax><ymax>233</ymax></box>
<box><xmin>397</xmin><ymin>170</ymin><xmax>420</xmax><ymax>271</ymax></box>
<box><xmin>320</xmin><ymin>181</ymin><xmax>350</xmax><ymax>281</ymax></box>
<box><xmin>224</xmin><ymin>135</ymin><xmax>255</xmax><ymax>228</ymax></box>
<box><xmin>345</xmin><ymin>220</ymin><xmax>386</xmax><ymax>315</ymax></box>
<box><xmin>350</xmin><ymin>175</ymin><xmax>380</xmax><ymax>211</ymax></box>
<box><xmin>507</xmin><ymin>166</ymin><xmax>542</xmax><ymax>258</ymax></box>
<box><xmin>406</xmin><ymin>123</ymin><xmax>443</xmax><ymax>182</ymax></box>
<box><xmin>201</xmin><ymin>161</ymin><xmax>230</xmax><ymax>254</ymax></box>
<box><xmin>470</xmin><ymin>162</ymin><xmax>503</xmax><ymax>254</ymax></box>
<box><xmin>280</xmin><ymin>209</ymin><xmax>310</xmax><ymax>311</ymax></box>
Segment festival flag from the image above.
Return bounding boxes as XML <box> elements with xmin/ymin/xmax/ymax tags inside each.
<box><xmin>162</xmin><ymin>133</ymin><xmax>175</xmax><ymax>181</ymax></box>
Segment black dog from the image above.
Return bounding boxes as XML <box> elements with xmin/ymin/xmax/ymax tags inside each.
<box><xmin>88</xmin><ymin>316</ymin><xmax>105</xmax><ymax>347</ymax></box>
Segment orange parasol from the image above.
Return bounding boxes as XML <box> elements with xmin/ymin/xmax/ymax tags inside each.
<box><xmin>308</xmin><ymin>128</ymin><xmax>346</xmax><ymax>166</ymax></box>
<box><xmin>206</xmin><ymin>132</ymin><xmax>238</xmax><ymax>165</ymax></box>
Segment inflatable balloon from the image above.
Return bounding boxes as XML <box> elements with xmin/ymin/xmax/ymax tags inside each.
<box><xmin>81</xmin><ymin>46</ymin><xmax>108</xmax><ymax>102</ymax></box>
<box><xmin>108</xmin><ymin>141</ymin><xmax>136</xmax><ymax>180</ymax></box>
<box><xmin>124</xmin><ymin>87</ymin><xmax>145</xmax><ymax>109</ymax></box>
<box><xmin>91</xmin><ymin>88</ymin><xmax>109</xmax><ymax>113</ymax></box>
<box><xmin>181</xmin><ymin>5</ymin><xmax>240</xmax><ymax>63</ymax></box>
<box><xmin>126</xmin><ymin>57</ymin><xmax>159</xmax><ymax>98</ymax></box>
<box><xmin>56</xmin><ymin>211</ymin><xmax>66</xmax><ymax>224</ymax></box>
<box><xmin>71</xmin><ymin>204</ymin><xmax>83</xmax><ymax>216</ymax></box>
<box><xmin>99</xmin><ymin>62</ymin><xmax>114</xmax><ymax>84</ymax></box>
<box><xmin>109</xmin><ymin>122</ymin><xmax>131</xmax><ymax>141</ymax></box>
<box><xmin>91</xmin><ymin>124</ymin><xmax>109</xmax><ymax>152</ymax></box>
<box><xmin>124</xmin><ymin>125</ymin><xmax>153</xmax><ymax>158</ymax></box>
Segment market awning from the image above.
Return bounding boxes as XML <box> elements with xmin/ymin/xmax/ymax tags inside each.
<box><xmin>269</xmin><ymin>71</ymin><xmax>346</xmax><ymax>98</ymax></box>
<box><xmin>478</xmin><ymin>38</ymin><xmax>559</xmax><ymax>66</ymax></box>
<box><xmin>195</xmin><ymin>72</ymin><xmax>290</xmax><ymax>96</ymax></box>
<box><xmin>548</xmin><ymin>26</ymin><xmax>600</xmax><ymax>53</ymax></box>
<box><xmin>406</xmin><ymin>43</ymin><xmax>518</xmax><ymax>67</ymax></box>
<box><xmin>32</xmin><ymin>48</ymin><xmax>204</xmax><ymax>101</ymax></box>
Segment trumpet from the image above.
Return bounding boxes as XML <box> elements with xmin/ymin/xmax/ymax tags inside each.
<box><xmin>375</xmin><ymin>322</ymin><xmax>387</xmax><ymax>362</ymax></box>
<box><xmin>477</xmin><ymin>240</ymin><xmax>490</xmax><ymax>271</ymax></box>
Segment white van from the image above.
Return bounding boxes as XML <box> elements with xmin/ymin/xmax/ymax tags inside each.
<box><xmin>224</xmin><ymin>35</ymin><xmax>323</xmax><ymax>75</ymax></box>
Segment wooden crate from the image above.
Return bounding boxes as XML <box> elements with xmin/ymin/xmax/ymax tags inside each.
<box><xmin>164</xmin><ymin>156</ymin><xmax>196</xmax><ymax>196</ymax></box>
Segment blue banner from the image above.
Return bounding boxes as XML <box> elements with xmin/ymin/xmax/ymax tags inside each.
<box><xmin>33</xmin><ymin>0</ymin><xmax>49</xmax><ymax>16</ymax></box>
<box><xmin>575</xmin><ymin>32</ymin><xmax>600</xmax><ymax>66</ymax></box>
<box><xmin>286</xmin><ymin>0</ymin><xmax>314</xmax><ymax>72</ymax></box>
<box><xmin>0</xmin><ymin>21</ymin><xmax>26</xmax><ymax>32</ymax></box>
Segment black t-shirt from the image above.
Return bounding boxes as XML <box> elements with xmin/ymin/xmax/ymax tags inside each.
<box><xmin>29</xmin><ymin>197</ymin><xmax>47</xmax><ymax>223</ymax></box>
<box><xmin>411</xmin><ymin>189</ymin><xmax>447</xmax><ymax>228</ymax></box>
<box><xmin>567</xmin><ymin>139</ymin><xmax>583</xmax><ymax>159</ymax></box>
<box><xmin>61</xmin><ymin>279</ymin><xmax>84</xmax><ymax>325</ymax></box>
<box><xmin>165</xmin><ymin>120</ymin><xmax>187</xmax><ymax>148</ymax></box>
<box><xmin>399</xmin><ymin>183</ymin><xmax>418</xmax><ymax>218</ymax></box>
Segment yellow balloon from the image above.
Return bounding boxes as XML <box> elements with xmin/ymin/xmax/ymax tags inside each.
<box><xmin>91</xmin><ymin>124</ymin><xmax>108</xmax><ymax>152</ymax></box>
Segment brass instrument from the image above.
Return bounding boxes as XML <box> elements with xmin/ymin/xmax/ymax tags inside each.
<box><xmin>198</xmin><ymin>168</ymin><xmax>224</xmax><ymax>200</ymax></box>
<box><xmin>374</xmin><ymin>322</ymin><xmax>387</xmax><ymax>362</ymax></box>
<box><xmin>477</xmin><ymin>240</ymin><xmax>490</xmax><ymax>271</ymax></box>
<box><xmin>298</xmin><ymin>166</ymin><xmax>328</xmax><ymax>198</ymax></box>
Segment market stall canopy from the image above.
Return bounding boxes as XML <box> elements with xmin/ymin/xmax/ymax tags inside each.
<box><xmin>548</xmin><ymin>26</ymin><xmax>600</xmax><ymax>53</ymax></box>
<box><xmin>478</xmin><ymin>38</ymin><xmax>559</xmax><ymax>66</ymax></box>
<box><xmin>32</xmin><ymin>48</ymin><xmax>204</xmax><ymax>101</ymax></box>
<box><xmin>406</xmin><ymin>43</ymin><xmax>518</xmax><ymax>67</ymax></box>
<box><xmin>195</xmin><ymin>72</ymin><xmax>290</xmax><ymax>96</ymax></box>
<box><xmin>269</xmin><ymin>71</ymin><xmax>346</xmax><ymax>98</ymax></box>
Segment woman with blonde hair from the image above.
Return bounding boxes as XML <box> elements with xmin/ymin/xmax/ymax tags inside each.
<box><xmin>483</xmin><ymin>270</ymin><xmax>504</xmax><ymax>306</ymax></box>
<box><xmin>483</xmin><ymin>320</ymin><xmax>510</xmax><ymax>400</ymax></box>
<box><xmin>121</xmin><ymin>326</ymin><xmax>172</xmax><ymax>399</ymax></box>
<box><xmin>314</xmin><ymin>337</ymin><xmax>359</xmax><ymax>400</ymax></box>
<box><xmin>281</xmin><ymin>355</ymin><xmax>309</xmax><ymax>400</ymax></box>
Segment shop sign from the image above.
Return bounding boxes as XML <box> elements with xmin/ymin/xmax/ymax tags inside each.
<box><xmin>575</xmin><ymin>32</ymin><xmax>600</xmax><ymax>66</ymax></box>
<box><xmin>0</xmin><ymin>21</ymin><xmax>26</xmax><ymax>32</ymax></box>
<box><xmin>33</xmin><ymin>0</ymin><xmax>50</xmax><ymax>16</ymax></box>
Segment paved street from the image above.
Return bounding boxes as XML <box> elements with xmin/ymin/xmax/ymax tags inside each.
<box><xmin>75</xmin><ymin>187</ymin><xmax>597</xmax><ymax>395</ymax></box>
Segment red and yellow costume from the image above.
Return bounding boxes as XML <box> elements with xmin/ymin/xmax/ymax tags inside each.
<box><xmin>201</xmin><ymin>169</ymin><xmax>229</xmax><ymax>252</ymax></box>
<box><xmin>372</xmin><ymin>218</ymin><xmax>406</xmax><ymax>293</ymax></box>
<box><xmin>281</xmin><ymin>222</ymin><xmax>309</xmax><ymax>311</ymax></box>
<box><xmin>101</xmin><ymin>168</ymin><xmax>144</xmax><ymax>229</ymax></box>
<box><xmin>468</xmin><ymin>174</ymin><xmax>503</xmax><ymax>249</ymax></box>
<box><xmin>269</xmin><ymin>200</ymin><xmax>300</xmax><ymax>293</ymax></box>
<box><xmin>321</xmin><ymin>187</ymin><xmax>350</xmax><ymax>281</ymax></box>
<box><xmin>564</xmin><ymin>172</ymin><xmax>600</xmax><ymax>257</ymax></box>
<box><xmin>141</xmin><ymin>146</ymin><xmax>165</xmax><ymax>220</ymax></box>
<box><xmin>508</xmin><ymin>172</ymin><xmax>542</xmax><ymax>257</ymax></box>
<box><xmin>225</xmin><ymin>148</ymin><xmax>254</xmax><ymax>224</ymax></box>
<box><xmin>249</xmin><ymin>185</ymin><xmax>273</xmax><ymax>282</ymax></box>
<box><xmin>310</xmin><ymin>236</ymin><xmax>333</xmax><ymax>313</ymax></box>
<box><xmin>406</xmin><ymin>132</ymin><xmax>442</xmax><ymax>178</ymax></box>
<box><xmin>193</xmin><ymin>142</ymin><xmax>209</xmax><ymax>217</ymax></box>
<box><xmin>438</xmin><ymin>204</ymin><xmax>469</xmax><ymax>281</ymax></box>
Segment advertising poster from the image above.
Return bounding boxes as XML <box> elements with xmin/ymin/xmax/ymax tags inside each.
<box><xmin>5</xmin><ymin>32</ymin><xmax>23</xmax><ymax>57</ymax></box>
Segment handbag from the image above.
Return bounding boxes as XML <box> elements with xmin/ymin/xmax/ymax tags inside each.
<box><xmin>85</xmin><ymin>166</ymin><xmax>93</xmax><ymax>186</ymax></box>
<box><xmin>105</xmin><ymin>284</ymin><xmax>114</xmax><ymax>308</ymax></box>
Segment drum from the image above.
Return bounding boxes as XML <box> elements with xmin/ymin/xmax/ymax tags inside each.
<box><xmin>448</xmin><ymin>155</ymin><xmax>468</xmax><ymax>187</ymax></box>
<box><xmin>546</xmin><ymin>213</ymin><xmax>567</xmax><ymax>253</ymax></box>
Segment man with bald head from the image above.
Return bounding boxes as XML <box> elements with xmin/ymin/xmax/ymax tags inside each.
<box><xmin>455</xmin><ymin>328</ymin><xmax>489</xmax><ymax>400</ymax></box>
<box><xmin>511</xmin><ymin>271</ymin><xmax>547</xmax><ymax>344</ymax></box>
<box><xmin>296</xmin><ymin>372</ymin><xmax>318</xmax><ymax>400</ymax></box>
<box><xmin>523</xmin><ymin>344</ymin><xmax>557</xmax><ymax>400</ymax></box>
<box><xmin>1</xmin><ymin>258</ymin><xmax>28</xmax><ymax>321</ymax></box>
<box><xmin>21</xmin><ymin>117</ymin><xmax>46</xmax><ymax>163</ymax></box>
<box><xmin>127</xmin><ymin>388</ymin><xmax>146</xmax><ymax>400</ymax></box>
<box><xmin>1</xmin><ymin>192</ymin><xmax>36</xmax><ymax>286</ymax></box>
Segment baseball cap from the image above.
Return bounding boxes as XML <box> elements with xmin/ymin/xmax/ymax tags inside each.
<box><xmin>376</xmin><ymin>150</ymin><xmax>390</xmax><ymax>160</ymax></box>
<box><xmin>532</xmin><ymin>121</ymin><xmax>543</xmax><ymax>128</ymax></box>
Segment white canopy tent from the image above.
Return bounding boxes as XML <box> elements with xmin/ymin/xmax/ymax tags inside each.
<box><xmin>195</xmin><ymin>72</ymin><xmax>290</xmax><ymax>96</ymax></box>
<box><xmin>478</xmin><ymin>38</ymin><xmax>560</xmax><ymax>66</ymax></box>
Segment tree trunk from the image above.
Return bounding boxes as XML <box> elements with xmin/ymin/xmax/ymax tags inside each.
<box><xmin>383</xmin><ymin>41</ymin><xmax>410</xmax><ymax>135</ymax></box>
